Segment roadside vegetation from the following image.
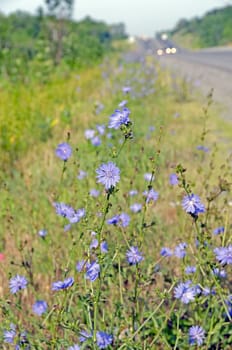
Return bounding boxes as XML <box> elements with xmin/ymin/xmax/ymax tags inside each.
<box><xmin>170</xmin><ymin>5</ymin><xmax>232</xmax><ymax>49</ymax></box>
<box><xmin>0</xmin><ymin>2</ymin><xmax>232</xmax><ymax>349</ymax></box>
<box><xmin>0</xmin><ymin>1</ymin><xmax>126</xmax><ymax>82</ymax></box>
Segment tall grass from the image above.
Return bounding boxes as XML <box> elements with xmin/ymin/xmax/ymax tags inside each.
<box><xmin>0</xmin><ymin>45</ymin><xmax>232</xmax><ymax>349</ymax></box>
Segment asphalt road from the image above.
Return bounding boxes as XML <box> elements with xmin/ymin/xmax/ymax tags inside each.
<box><xmin>153</xmin><ymin>38</ymin><xmax>232</xmax><ymax>73</ymax></box>
<box><xmin>150</xmin><ymin>39</ymin><xmax>232</xmax><ymax>120</ymax></box>
<box><xmin>176</xmin><ymin>49</ymin><xmax>232</xmax><ymax>74</ymax></box>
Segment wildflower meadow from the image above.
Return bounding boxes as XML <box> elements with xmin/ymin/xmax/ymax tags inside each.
<box><xmin>0</xmin><ymin>42</ymin><xmax>232</xmax><ymax>349</ymax></box>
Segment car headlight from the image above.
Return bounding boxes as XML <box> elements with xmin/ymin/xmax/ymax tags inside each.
<box><xmin>157</xmin><ymin>49</ymin><xmax>163</xmax><ymax>56</ymax></box>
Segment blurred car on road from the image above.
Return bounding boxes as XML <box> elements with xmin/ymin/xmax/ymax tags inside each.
<box><xmin>157</xmin><ymin>46</ymin><xmax>177</xmax><ymax>56</ymax></box>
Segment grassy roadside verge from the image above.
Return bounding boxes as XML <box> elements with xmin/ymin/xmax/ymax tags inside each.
<box><xmin>0</xmin><ymin>44</ymin><xmax>232</xmax><ymax>348</ymax></box>
<box><xmin>1</xmin><ymin>45</ymin><xmax>232</xmax><ymax>284</ymax></box>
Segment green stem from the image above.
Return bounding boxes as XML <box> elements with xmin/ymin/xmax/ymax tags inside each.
<box><xmin>132</xmin><ymin>265</ymin><xmax>139</xmax><ymax>333</ymax></box>
<box><xmin>56</xmin><ymin>160</ymin><xmax>67</xmax><ymax>200</ymax></box>
<box><xmin>97</xmin><ymin>192</ymin><xmax>111</xmax><ymax>244</ymax></box>
<box><xmin>150</xmin><ymin>300</ymin><xmax>177</xmax><ymax>347</ymax></box>
<box><xmin>173</xmin><ymin>311</ymin><xmax>180</xmax><ymax>350</ymax></box>
<box><xmin>127</xmin><ymin>282</ymin><xmax>176</xmax><ymax>343</ymax></box>
<box><xmin>118</xmin><ymin>257</ymin><xmax>124</xmax><ymax>305</ymax></box>
<box><xmin>211</xmin><ymin>274</ymin><xmax>232</xmax><ymax>321</ymax></box>
<box><xmin>93</xmin><ymin>192</ymin><xmax>112</xmax><ymax>342</ymax></box>
<box><xmin>115</xmin><ymin>138</ymin><xmax>127</xmax><ymax>159</ymax></box>
<box><xmin>140</xmin><ymin>170</ymin><xmax>155</xmax><ymax>244</ymax></box>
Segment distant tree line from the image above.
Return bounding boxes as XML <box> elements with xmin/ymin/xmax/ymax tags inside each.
<box><xmin>170</xmin><ymin>5</ymin><xmax>232</xmax><ymax>48</ymax></box>
<box><xmin>0</xmin><ymin>0</ymin><xmax>127</xmax><ymax>81</ymax></box>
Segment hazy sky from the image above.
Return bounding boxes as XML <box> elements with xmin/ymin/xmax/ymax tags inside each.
<box><xmin>0</xmin><ymin>0</ymin><xmax>229</xmax><ymax>36</ymax></box>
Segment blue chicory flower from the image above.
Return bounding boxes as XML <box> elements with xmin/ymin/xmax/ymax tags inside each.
<box><xmin>89</xmin><ymin>189</ymin><xmax>100</xmax><ymax>197</ymax></box>
<box><xmin>38</xmin><ymin>229</ymin><xmax>47</xmax><ymax>238</ymax></box>
<box><xmin>9</xmin><ymin>275</ymin><xmax>28</xmax><ymax>294</ymax></box>
<box><xmin>212</xmin><ymin>267</ymin><xmax>227</xmax><ymax>278</ymax></box>
<box><xmin>119</xmin><ymin>213</ymin><xmax>130</xmax><ymax>227</ymax></box>
<box><xmin>108</xmin><ymin>108</ymin><xmax>130</xmax><ymax>129</ymax></box>
<box><xmin>96</xmin><ymin>331</ymin><xmax>113</xmax><ymax>349</ymax></box>
<box><xmin>52</xmin><ymin>277</ymin><xmax>74</xmax><ymax>291</ymax></box>
<box><xmin>79</xmin><ymin>330</ymin><xmax>92</xmax><ymax>343</ymax></box>
<box><xmin>118</xmin><ymin>100</ymin><xmax>128</xmax><ymax>107</ymax></box>
<box><xmin>122</xmin><ymin>86</ymin><xmax>131</xmax><ymax>94</ymax></box>
<box><xmin>85</xmin><ymin>261</ymin><xmax>100</xmax><ymax>282</ymax></box>
<box><xmin>174</xmin><ymin>242</ymin><xmax>187</xmax><ymax>258</ymax></box>
<box><xmin>32</xmin><ymin>300</ymin><xmax>48</xmax><ymax>316</ymax></box>
<box><xmin>91</xmin><ymin>136</ymin><xmax>101</xmax><ymax>146</ymax></box>
<box><xmin>84</xmin><ymin>129</ymin><xmax>95</xmax><ymax>140</ymax></box>
<box><xmin>130</xmin><ymin>203</ymin><xmax>142</xmax><ymax>213</ymax></box>
<box><xmin>128</xmin><ymin>189</ymin><xmax>138</xmax><ymax>197</ymax></box>
<box><xmin>196</xmin><ymin>145</ymin><xmax>209</xmax><ymax>152</ymax></box>
<box><xmin>182</xmin><ymin>194</ymin><xmax>205</xmax><ymax>216</ymax></box>
<box><xmin>53</xmin><ymin>202</ymin><xmax>75</xmax><ymax>218</ymax></box>
<box><xmin>76</xmin><ymin>260</ymin><xmax>86</xmax><ymax>272</ymax></box>
<box><xmin>174</xmin><ymin>281</ymin><xmax>198</xmax><ymax>304</ymax></box>
<box><xmin>101</xmin><ymin>241</ymin><xmax>108</xmax><ymax>253</ymax></box>
<box><xmin>213</xmin><ymin>226</ymin><xmax>224</xmax><ymax>235</ymax></box>
<box><xmin>55</xmin><ymin>142</ymin><xmax>72</xmax><ymax>161</ymax></box>
<box><xmin>107</xmin><ymin>215</ymin><xmax>120</xmax><ymax>225</ymax></box>
<box><xmin>107</xmin><ymin>213</ymin><xmax>130</xmax><ymax>227</ymax></box>
<box><xmin>160</xmin><ymin>247</ymin><xmax>173</xmax><ymax>257</ymax></box>
<box><xmin>96</xmin><ymin>124</ymin><xmax>105</xmax><ymax>135</ymax></box>
<box><xmin>169</xmin><ymin>173</ymin><xmax>178</xmax><ymax>185</ymax></box>
<box><xmin>225</xmin><ymin>296</ymin><xmax>232</xmax><ymax>318</ymax></box>
<box><xmin>185</xmin><ymin>266</ymin><xmax>196</xmax><ymax>274</ymax></box>
<box><xmin>144</xmin><ymin>173</ymin><xmax>154</xmax><ymax>182</ymax></box>
<box><xmin>90</xmin><ymin>238</ymin><xmax>99</xmax><ymax>250</ymax></box>
<box><xmin>201</xmin><ymin>286</ymin><xmax>216</xmax><ymax>296</ymax></box>
<box><xmin>214</xmin><ymin>245</ymin><xmax>232</xmax><ymax>265</ymax></box>
<box><xmin>143</xmin><ymin>189</ymin><xmax>159</xmax><ymax>203</ymax></box>
<box><xmin>189</xmin><ymin>325</ymin><xmax>205</xmax><ymax>346</ymax></box>
<box><xmin>126</xmin><ymin>246</ymin><xmax>144</xmax><ymax>265</ymax></box>
<box><xmin>3</xmin><ymin>324</ymin><xmax>16</xmax><ymax>344</ymax></box>
<box><xmin>96</xmin><ymin>162</ymin><xmax>120</xmax><ymax>190</ymax></box>
<box><xmin>77</xmin><ymin>170</ymin><xmax>87</xmax><ymax>180</ymax></box>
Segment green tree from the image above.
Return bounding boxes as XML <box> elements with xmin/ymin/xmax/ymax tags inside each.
<box><xmin>44</xmin><ymin>0</ymin><xmax>75</xmax><ymax>65</ymax></box>
<box><xmin>45</xmin><ymin>0</ymin><xmax>74</xmax><ymax>18</ymax></box>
